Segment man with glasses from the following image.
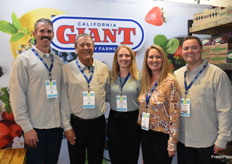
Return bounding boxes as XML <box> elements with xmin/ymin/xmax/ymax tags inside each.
<box><xmin>174</xmin><ymin>36</ymin><xmax>232</xmax><ymax>164</ymax></box>
<box><xmin>61</xmin><ymin>33</ymin><xmax>110</xmax><ymax>164</ymax></box>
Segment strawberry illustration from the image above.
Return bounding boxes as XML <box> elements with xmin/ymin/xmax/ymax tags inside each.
<box><xmin>0</xmin><ymin>122</ymin><xmax>10</xmax><ymax>137</ymax></box>
<box><xmin>174</xmin><ymin>45</ymin><xmax>182</xmax><ymax>59</ymax></box>
<box><xmin>1</xmin><ymin>111</ymin><xmax>14</xmax><ymax>121</ymax></box>
<box><xmin>0</xmin><ymin>137</ymin><xmax>10</xmax><ymax>148</ymax></box>
<box><xmin>0</xmin><ymin>122</ymin><xmax>11</xmax><ymax>148</ymax></box>
<box><xmin>145</xmin><ymin>6</ymin><xmax>165</xmax><ymax>26</ymax></box>
<box><xmin>9</xmin><ymin>123</ymin><xmax>23</xmax><ymax>138</ymax></box>
<box><xmin>1</xmin><ymin>119</ymin><xmax>14</xmax><ymax>126</ymax></box>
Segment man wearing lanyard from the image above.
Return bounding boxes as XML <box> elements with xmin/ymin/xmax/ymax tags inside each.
<box><xmin>174</xmin><ymin>36</ymin><xmax>232</xmax><ymax>164</ymax></box>
<box><xmin>61</xmin><ymin>33</ymin><xmax>110</xmax><ymax>164</ymax></box>
<box><xmin>9</xmin><ymin>18</ymin><xmax>64</xmax><ymax>164</ymax></box>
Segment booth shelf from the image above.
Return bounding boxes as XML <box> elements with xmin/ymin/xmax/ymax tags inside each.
<box><xmin>189</xmin><ymin>15</ymin><xmax>232</xmax><ymax>35</ymax></box>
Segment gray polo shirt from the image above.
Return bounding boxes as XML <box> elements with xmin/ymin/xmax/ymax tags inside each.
<box><xmin>109</xmin><ymin>74</ymin><xmax>141</xmax><ymax>112</ymax></box>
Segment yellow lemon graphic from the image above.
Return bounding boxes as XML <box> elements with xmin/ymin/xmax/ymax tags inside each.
<box><xmin>10</xmin><ymin>8</ymin><xmax>66</xmax><ymax>58</ymax></box>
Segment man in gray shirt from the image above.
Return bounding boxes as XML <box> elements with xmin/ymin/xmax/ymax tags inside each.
<box><xmin>61</xmin><ymin>33</ymin><xmax>110</xmax><ymax>164</ymax></box>
<box><xmin>9</xmin><ymin>18</ymin><xmax>64</xmax><ymax>164</ymax></box>
<box><xmin>175</xmin><ymin>36</ymin><xmax>232</xmax><ymax>164</ymax></box>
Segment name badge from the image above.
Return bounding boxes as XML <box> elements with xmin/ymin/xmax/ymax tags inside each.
<box><xmin>180</xmin><ymin>98</ymin><xmax>191</xmax><ymax>117</ymax></box>
<box><xmin>83</xmin><ymin>91</ymin><xmax>95</xmax><ymax>109</ymax></box>
<box><xmin>45</xmin><ymin>80</ymin><xmax>58</xmax><ymax>98</ymax></box>
<box><xmin>116</xmin><ymin>95</ymin><xmax>127</xmax><ymax>112</ymax></box>
<box><xmin>141</xmin><ymin>112</ymin><xmax>150</xmax><ymax>131</ymax></box>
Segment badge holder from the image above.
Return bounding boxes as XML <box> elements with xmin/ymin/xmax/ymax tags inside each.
<box><xmin>83</xmin><ymin>91</ymin><xmax>95</xmax><ymax>109</ymax></box>
<box><xmin>45</xmin><ymin>80</ymin><xmax>58</xmax><ymax>98</ymax></box>
<box><xmin>116</xmin><ymin>95</ymin><xmax>128</xmax><ymax>112</ymax></box>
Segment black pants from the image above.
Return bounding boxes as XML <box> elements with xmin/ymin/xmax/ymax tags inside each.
<box><xmin>141</xmin><ymin>130</ymin><xmax>172</xmax><ymax>164</ymax></box>
<box><xmin>107</xmin><ymin>110</ymin><xmax>140</xmax><ymax>164</ymax></box>
<box><xmin>177</xmin><ymin>142</ymin><xmax>215</xmax><ymax>164</ymax></box>
<box><xmin>68</xmin><ymin>114</ymin><xmax>106</xmax><ymax>164</ymax></box>
<box><xmin>26</xmin><ymin>128</ymin><xmax>63</xmax><ymax>164</ymax></box>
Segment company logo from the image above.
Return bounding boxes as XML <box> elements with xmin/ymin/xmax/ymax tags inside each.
<box><xmin>51</xmin><ymin>15</ymin><xmax>145</xmax><ymax>53</ymax></box>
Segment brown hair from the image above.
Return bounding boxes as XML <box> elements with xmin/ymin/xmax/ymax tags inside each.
<box><xmin>139</xmin><ymin>44</ymin><xmax>173</xmax><ymax>97</ymax></box>
<box><xmin>181</xmin><ymin>36</ymin><xmax>203</xmax><ymax>48</ymax></box>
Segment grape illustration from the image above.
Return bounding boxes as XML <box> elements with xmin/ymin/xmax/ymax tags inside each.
<box><xmin>66</xmin><ymin>52</ymin><xmax>75</xmax><ymax>62</ymax></box>
<box><xmin>51</xmin><ymin>48</ymin><xmax>77</xmax><ymax>63</ymax></box>
<box><xmin>15</xmin><ymin>43</ymin><xmax>32</xmax><ymax>56</ymax></box>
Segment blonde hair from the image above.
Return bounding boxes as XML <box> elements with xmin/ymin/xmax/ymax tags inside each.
<box><xmin>139</xmin><ymin>45</ymin><xmax>174</xmax><ymax>99</ymax></box>
<box><xmin>111</xmin><ymin>45</ymin><xmax>139</xmax><ymax>83</ymax></box>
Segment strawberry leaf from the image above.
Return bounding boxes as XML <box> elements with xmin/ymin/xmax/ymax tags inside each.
<box><xmin>10</xmin><ymin>32</ymin><xmax>25</xmax><ymax>42</ymax></box>
<box><xmin>166</xmin><ymin>38</ymin><xmax>180</xmax><ymax>54</ymax></box>
<box><xmin>0</xmin><ymin>20</ymin><xmax>17</xmax><ymax>34</ymax></box>
<box><xmin>0</xmin><ymin>87</ymin><xmax>12</xmax><ymax>113</ymax></box>
<box><xmin>11</xmin><ymin>12</ymin><xmax>23</xmax><ymax>32</ymax></box>
<box><xmin>0</xmin><ymin>93</ymin><xmax>8</xmax><ymax>104</ymax></box>
<box><xmin>4</xmin><ymin>104</ymin><xmax>12</xmax><ymax>114</ymax></box>
<box><xmin>154</xmin><ymin>34</ymin><xmax>168</xmax><ymax>50</ymax></box>
<box><xmin>0</xmin><ymin>103</ymin><xmax>3</xmax><ymax>113</ymax></box>
<box><xmin>0</xmin><ymin>89</ymin><xmax>8</xmax><ymax>104</ymax></box>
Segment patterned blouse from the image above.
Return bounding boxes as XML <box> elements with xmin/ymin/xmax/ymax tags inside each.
<box><xmin>137</xmin><ymin>75</ymin><xmax>181</xmax><ymax>151</ymax></box>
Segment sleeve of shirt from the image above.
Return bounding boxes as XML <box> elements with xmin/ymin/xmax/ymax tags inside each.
<box><xmin>167</xmin><ymin>80</ymin><xmax>181</xmax><ymax>151</ymax></box>
<box><xmin>214</xmin><ymin>71</ymin><xmax>232</xmax><ymax>149</ymax></box>
<box><xmin>137</xmin><ymin>72</ymin><xmax>142</xmax><ymax>94</ymax></box>
<box><xmin>9</xmin><ymin>57</ymin><xmax>33</xmax><ymax>133</ymax></box>
<box><xmin>105</xmin><ymin>68</ymin><xmax>111</xmax><ymax>102</ymax></box>
<box><xmin>60</xmin><ymin>65</ymin><xmax>73</xmax><ymax>132</ymax></box>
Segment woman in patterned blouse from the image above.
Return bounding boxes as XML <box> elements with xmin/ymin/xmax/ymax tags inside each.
<box><xmin>137</xmin><ymin>45</ymin><xmax>181</xmax><ymax>164</ymax></box>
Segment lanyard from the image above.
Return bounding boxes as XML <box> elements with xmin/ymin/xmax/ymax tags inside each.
<box><xmin>32</xmin><ymin>48</ymin><xmax>54</xmax><ymax>81</ymax></box>
<box><xmin>146</xmin><ymin>81</ymin><xmax>158</xmax><ymax>108</ymax></box>
<box><xmin>76</xmin><ymin>59</ymin><xmax>94</xmax><ymax>92</ymax></box>
<box><xmin>119</xmin><ymin>73</ymin><xmax>130</xmax><ymax>96</ymax></box>
<box><xmin>184</xmin><ymin>62</ymin><xmax>208</xmax><ymax>98</ymax></box>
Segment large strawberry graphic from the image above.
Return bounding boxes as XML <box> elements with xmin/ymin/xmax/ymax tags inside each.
<box><xmin>1</xmin><ymin>119</ymin><xmax>14</xmax><ymax>126</ymax></box>
<box><xmin>0</xmin><ymin>87</ymin><xmax>24</xmax><ymax>148</ymax></box>
<box><xmin>0</xmin><ymin>122</ymin><xmax>10</xmax><ymax>138</ymax></box>
<box><xmin>0</xmin><ymin>122</ymin><xmax>11</xmax><ymax>148</ymax></box>
<box><xmin>145</xmin><ymin>6</ymin><xmax>165</xmax><ymax>26</ymax></box>
<box><xmin>1</xmin><ymin>111</ymin><xmax>14</xmax><ymax>121</ymax></box>
<box><xmin>0</xmin><ymin>137</ymin><xmax>10</xmax><ymax>148</ymax></box>
<box><xmin>9</xmin><ymin>123</ymin><xmax>23</xmax><ymax>138</ymax></box>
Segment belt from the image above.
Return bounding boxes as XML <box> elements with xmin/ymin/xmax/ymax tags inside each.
<box><xmin>71</xmin><ymin>114</ymin><xmax>104</xmax><ymax>123</ymax></box>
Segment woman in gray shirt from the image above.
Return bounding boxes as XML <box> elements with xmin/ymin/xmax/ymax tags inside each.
<box><xmin>107</xmin><ymin>45</ymin><xmax>141</xmax><ymax>164</ymax></box>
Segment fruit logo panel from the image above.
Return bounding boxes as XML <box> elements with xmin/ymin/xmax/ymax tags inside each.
<box><xmin>51</xmin><ymin>16</ymin><xmax>145</xmax><ymax>53</ymax></box>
